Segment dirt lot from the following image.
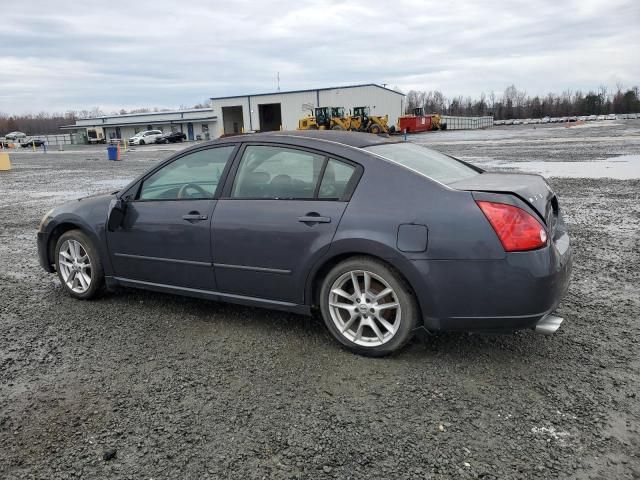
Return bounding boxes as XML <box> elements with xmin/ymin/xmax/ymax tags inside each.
<box><xmin>1</xmin><ymin>122</ymin><xmax>639</xmax><ymax>479</ymax></box>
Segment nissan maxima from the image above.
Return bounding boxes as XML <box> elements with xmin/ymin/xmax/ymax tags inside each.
<box><xmin>37</xmin><ymin>131</ymin><xmax>572</xmax><ymax>356</ymax></box>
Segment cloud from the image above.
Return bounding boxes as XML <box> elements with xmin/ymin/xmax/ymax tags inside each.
<box><xmin>1</xmin><ymin>0</ymin><xmax>638</xmax><ymax>113</ymax></box>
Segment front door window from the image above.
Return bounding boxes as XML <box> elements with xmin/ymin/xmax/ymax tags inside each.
<box><xmin>139</xmin><ymin>146</ymin><xmax>235</xmax><ymax>200</ymax></box>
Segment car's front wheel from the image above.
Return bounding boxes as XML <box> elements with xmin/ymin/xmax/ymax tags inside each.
<box><xmin>319</xmin><ymin>257</ymin><xmax>418</xmax><ymax>356</ymax></box>
<box><xmin>55</xmin><ymin>230</ymin><xmax>104</xmax><ymax>299</ymax></box>
<box><xmin>139</xmin><ymin>139</ymin><xmax>145</xmax><ymax>145</ymax></box>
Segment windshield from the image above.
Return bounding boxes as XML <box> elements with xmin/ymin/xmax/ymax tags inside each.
<box><xmin>364</xmin><ymin>142</ymin><xmax>480</xmax><ymax>185</ymax></box>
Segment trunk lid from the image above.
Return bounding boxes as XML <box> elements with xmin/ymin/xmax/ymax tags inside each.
<box><xmin>449</xmin><ymin>172</ymin><xmax>557</xmax><ymax>226</ymax></box>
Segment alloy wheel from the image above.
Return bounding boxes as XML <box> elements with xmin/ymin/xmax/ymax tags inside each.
<box><xmin>328</xmin><ymin>270</ymin><xmax>401</xmax><ymax>347</ymax></box>
<box><xmin>58</xmin><ymin>239</ymin><xmax>92</xmax><ymax>294</ymax></box>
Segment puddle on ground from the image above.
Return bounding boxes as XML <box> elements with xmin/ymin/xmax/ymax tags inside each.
<box><xmin>481</xmin><ymin>155</ymin><xmax>640</xmax><ymax>179</ymax></box>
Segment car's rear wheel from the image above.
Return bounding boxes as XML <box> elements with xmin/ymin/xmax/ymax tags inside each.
<box><xmin>319</xmin><ymin>257</ymin><xmax>418</xmax><ymax>356</ymax></box>
<box><xmin>55</xmin><ymin>230</ymin><xmax>104</xmax><ymax>300</ymax></box>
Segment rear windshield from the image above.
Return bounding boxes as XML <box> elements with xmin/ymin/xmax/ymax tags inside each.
<box><xmin>364</xmin><ymin>143</ymin><xmax>480</xmax><ymax>185</ymax></box>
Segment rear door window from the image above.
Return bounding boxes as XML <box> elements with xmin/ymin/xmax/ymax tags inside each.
<box><xmin>231</xmin><ymin>145</ymin><xmax>325</xmax><ymax>199</ymax></box>
<box><xmin>318</xmin><ymin>159</ymin><xmax>356</xmax><ymax>199</ymax></box>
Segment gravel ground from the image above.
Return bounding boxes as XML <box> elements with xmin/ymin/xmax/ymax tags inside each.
<box><xmin>1</xmin><ymin>122</ymin><xmax>639</xmax><ymax>479</ymax></box>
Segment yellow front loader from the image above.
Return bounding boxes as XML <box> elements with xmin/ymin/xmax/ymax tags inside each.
<box><xmin>298</xmin><ymin>107</ymin><xmax>351</xmax><ymax>130</ymax></box>
<box><xmin>350</xmin><ymin>106</ymin><xmax>392</xmax><ymax>134</ymax></box>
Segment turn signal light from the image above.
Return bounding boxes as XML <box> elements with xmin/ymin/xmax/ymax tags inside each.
<box><xmin>476</xmin><ymin>201</ymin><xmax>547</xmax><ymax>252</ymax></box>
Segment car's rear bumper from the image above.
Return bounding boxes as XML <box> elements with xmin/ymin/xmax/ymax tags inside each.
<box><xmin>37</xmin><ymin>231</ymin><xmax>54</xmax><ymax>273</ymax></box>
<box><xmin>413</xmin><ymin>233</ymin><xmax>572</xmax><ymax>332</ymax></box>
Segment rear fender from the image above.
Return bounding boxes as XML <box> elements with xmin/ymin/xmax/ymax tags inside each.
<box><xmin>304</xmin><ymin>238</ymin><xmax>439</xmax><ymax>330</ymax></box>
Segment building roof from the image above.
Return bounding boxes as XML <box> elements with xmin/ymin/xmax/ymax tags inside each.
<box><xmin>210</xmin><ymin>83</ymin><xmax>405</xmax><ymax>101</ymax></box>
<box><xmin>83</xmin><ymin>108</ymin><xmax>214</xmax><ymax>121</ymax></box>
<box><xmin>60</xmin><ymin>108</ymin><xmax>217</xmax><ymax>130</ymax></box>
<box><xmin>60</xmin><ymin>115</ymin><xmax>217</xmax><ymax>129</ymax></box>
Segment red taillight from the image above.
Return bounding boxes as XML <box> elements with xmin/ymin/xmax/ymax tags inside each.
<box><xmin>476</xmin><ymin>201</ymin><xmax>547</xmax><ymax>252</ymax></box>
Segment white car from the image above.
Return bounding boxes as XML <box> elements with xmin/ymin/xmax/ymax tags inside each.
<box><xmin>596</xmin><ymin>115</ymin><xmax>605</xmax><ymax>120</ymax></box>
<box><xmin>5</xmin><ymin>131</ymin><xmax>27</xmax><ymax>141</ymax></box>
<box><xmin>606</xmin><ymin>114</ymin><xmax>616</xmax><ymax>120</ymax></box>
<box><xmin>587</xmin><ymin>115</ymin><xmax>597</xmax><ymax>121</ymax></box>
<box><xmin>128</xmin><ymin>130</ymin><xmax>163</xmax><ymax>145</ymax></box>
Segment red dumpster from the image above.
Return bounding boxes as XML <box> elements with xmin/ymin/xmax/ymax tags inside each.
<box><xmin>398</xmin><ymin>114</ymin><xmax>433</xmax><ymax>133</ymax></box>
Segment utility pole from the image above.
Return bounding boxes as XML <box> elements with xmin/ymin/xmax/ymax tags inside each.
<box><xmin>277</xmin><ymin>72</ymin><xmax>280</xmax><ymax>92</ymax></box>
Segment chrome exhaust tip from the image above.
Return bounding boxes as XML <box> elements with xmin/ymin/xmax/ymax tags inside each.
<box><xmin>535</xmin><ymin>315</ymin><xmax>564</xmax><ymax>335</ymax></box>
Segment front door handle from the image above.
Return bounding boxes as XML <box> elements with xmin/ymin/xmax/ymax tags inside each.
<box><xmin>182</xmin><ymin>212</ymin><xmax>208</xmax><ymax>222</ymax></box>
<box><xmin>298</xmin><ymin>213</ymin><xmax>331</xmax><ymax>224</ymax></box>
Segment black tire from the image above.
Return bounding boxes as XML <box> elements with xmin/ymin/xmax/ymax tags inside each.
<box><xmin>369</xmin><ymin>124</ymin><xmax>382</xmax><ymax>134</ymax></box>
<box><xmin>139</xmin><ymin>139</ymin><xmax>145</xmax><ymax>145</ymax></box>
<box><xmin>54</xmin><ymin>229</ymin><xmax>104</xmax><ymax>300</ymax></box>
<box><xmin>319</xmin><ymin>256</ymin><xmax>418</xmax><ymax>357</ymax></box>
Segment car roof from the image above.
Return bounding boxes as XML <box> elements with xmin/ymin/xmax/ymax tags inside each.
<box><xmin>216</xmin><ymin>130</ymin><xmax>402</xmax><ymax>149</ymax></box>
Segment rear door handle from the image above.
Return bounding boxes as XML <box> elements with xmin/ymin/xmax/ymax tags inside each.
<box><xmin>182</xmin><ymin>212</ymin><xmax>208</xmax><ymax>222</ymax></box>
<box><xmin>298</xmin><ymin>213</ymin><xmax>331</xmax><ymax>224</ymax></box>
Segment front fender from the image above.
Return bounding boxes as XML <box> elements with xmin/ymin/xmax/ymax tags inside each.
<box><xmin>43</xmin><ymin>214</ymin><xmax>110</xmax><ymax>272</ymax></box>
<box><xmin>40</xmin><ymin>193</ymin><xmax>114</xmax><ymax>275</ymax></box>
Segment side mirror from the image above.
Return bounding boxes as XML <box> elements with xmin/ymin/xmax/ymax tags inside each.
<box><xmin>107</xmin><ymin>197</ymin><xmax>128</xmax><ymax>231</ymax></box>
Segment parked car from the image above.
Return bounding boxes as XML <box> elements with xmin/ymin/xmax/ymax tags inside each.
<box><xmin>606</xmin><ymin>114</ymin><xmax>616</xmax><ymax>120</ymax></box>
<box><xmin>4</xmin><ymin>132</ymin><xmax>27</xmax><ymax>144</ymax></box>
<box><xmin>36</xmin><ymin>131</ymin><xmax>572</xmax><ymax>356</ymax></box>
<box><xmin>20</xmin><ymin>138</ymin><xmax>45</xmax><ymax>147</ymax></box>
<box><xmin>156</xmin><ymin>130</ymin><xmax>187</xmax><ymax>144</ymax></box>
<box><xmin>4</xmin><ymin>131</ymin><xmax>27</xmax><ymax>141</ymax></box>
<box><xmin>596</xmin><ymin>115</ymin><xmax>606</xmax><ymax>120</ymax></box>
<box><xmin>128</xmin><ymin>130</ymin><xmax>163</xmax><ymax>145</ymax></box>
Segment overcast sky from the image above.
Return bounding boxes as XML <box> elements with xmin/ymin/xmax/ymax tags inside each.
<box><xmin>1</xmin><ymin>0</ymin><xmax>638</xmax><ymax>114</ymax></box>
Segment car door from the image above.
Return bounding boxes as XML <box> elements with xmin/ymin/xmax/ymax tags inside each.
<box><xmin>107</xmin><ymin>145</ymin><xmax>237</xmax><ymax>290</ymax></box>
<box><xmin>212</xmin><ymin>144</ymin><xmax>361</xmax><ymax>304</ymax></box>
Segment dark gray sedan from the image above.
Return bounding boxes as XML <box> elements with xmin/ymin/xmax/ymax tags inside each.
<box><xmin>37</xmin><ymin>131</ymin><xmax>572</xmax><ymax>356</ymax></box>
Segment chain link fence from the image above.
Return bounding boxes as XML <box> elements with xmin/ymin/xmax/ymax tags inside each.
<box><xmin>441</xmin><ymin>116</ymin><xmax>493</xmax><ymax>130</ymax></box>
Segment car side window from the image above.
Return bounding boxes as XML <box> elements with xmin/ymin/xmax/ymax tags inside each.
<box><xmin>318</xmin><ymin>159</ymin><xmax>356</xmax><ymax>200</ymax></box>
<box><xmin>231</xmin><ymin>145</ymin><xmax>325</xmax><ymax>199</ymax></box>
<box><xmin>139</xmin><ymin>146</ymin><xmax>235</xmax><ymax>201</ymax></box>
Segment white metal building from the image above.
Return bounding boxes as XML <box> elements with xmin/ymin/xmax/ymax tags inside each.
<box><xmin>210</xmin><ymin>84</ymin><xmax>405</xmax><ymax>137</ymax></box>
<box><xmin>60</xmin><ymin>108</ymin><xmax>217</xmax><ymax>143</ymax></box>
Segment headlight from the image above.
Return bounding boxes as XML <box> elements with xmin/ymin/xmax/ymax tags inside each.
<box><xmin>39</xmin><ymin>208</ymin><xmax>55</xmax><ymax>231</ymax></box>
